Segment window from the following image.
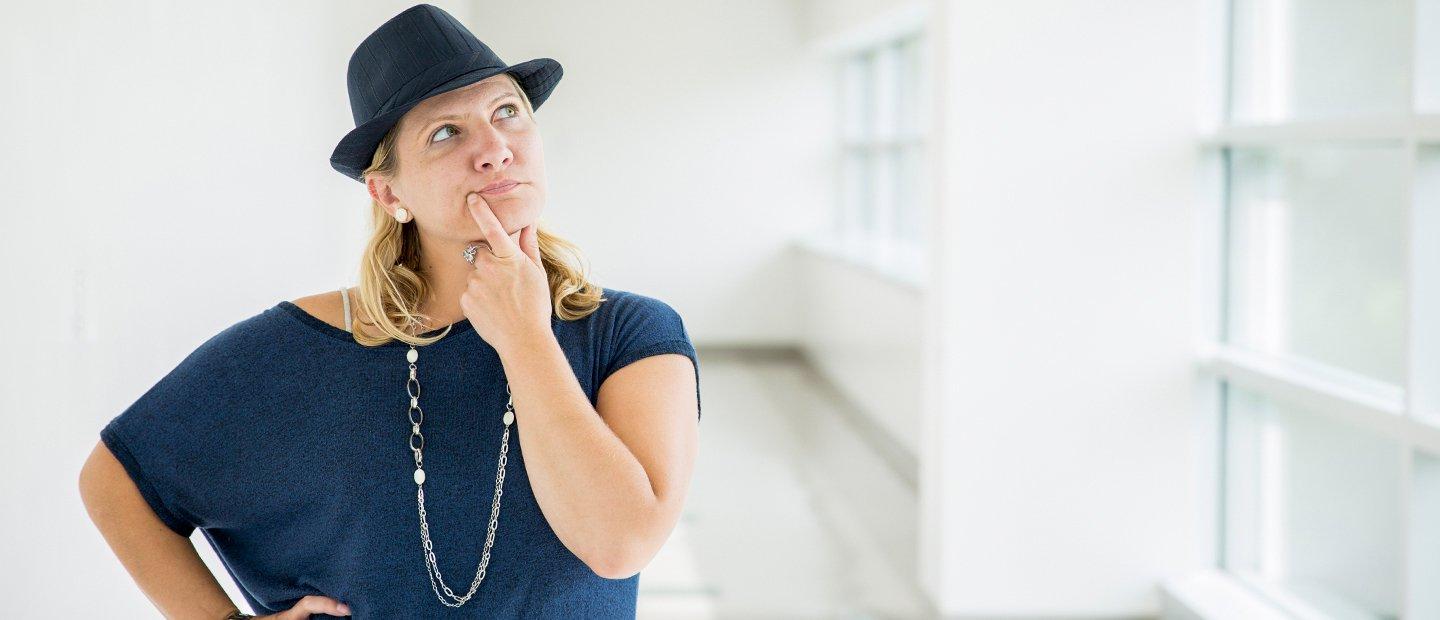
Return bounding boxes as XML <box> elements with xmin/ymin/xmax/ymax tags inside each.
<box><xmin>1203</xmin><ymin>0</ymin><xmax>1440</xmax><ymax>617</ymax></box>
<box><xmin>826</xmin><ymin>30</ymin><xmax>929</xmax><ymax>286</ymax></box>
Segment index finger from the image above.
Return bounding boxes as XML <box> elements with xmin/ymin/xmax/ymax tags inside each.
<box><xmin>466</xmin><ymin>192</ymin><xmax>519</xmax><ymax>258</ymax></box>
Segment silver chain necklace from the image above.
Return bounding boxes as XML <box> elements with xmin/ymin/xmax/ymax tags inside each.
<box><xmin>405</xmin><ymin>243</ymin><xmax>513</xmax><ymax>607</ymax></box>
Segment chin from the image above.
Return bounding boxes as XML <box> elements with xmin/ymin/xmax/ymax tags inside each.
<box><xmin>465</xmin><ymin>225</ymin><xmax>528</xmax><ymax>245</ymax></box>
<box><xmin>501</xmin><ymin>209</ymin><xmax>538</xmax><ymax>229</ymax></box>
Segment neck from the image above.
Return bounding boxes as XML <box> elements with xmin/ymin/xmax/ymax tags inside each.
<box><xmin>412</xmin><ymin>229</ymin><xmax>524</xmax><ymax>332</ymax></box>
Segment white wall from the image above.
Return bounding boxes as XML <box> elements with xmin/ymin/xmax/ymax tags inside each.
<box><xmin>921</xmin><ymin>0</ymin><xmax>1210</xmax><ymax>615</ymax></box>
<box><xmin>802</xmin><ymin>0</ymin><xmax>920</xmax><ymax>43</ymax></box>
<box><xmin>795</xmin><ymin>245</ymin><xmax>925</xmax><ymax>454</ymax></box>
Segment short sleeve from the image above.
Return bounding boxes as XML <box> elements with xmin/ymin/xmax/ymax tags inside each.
<box><xmin>601</xmin><ymin>292</ymin><xmax>702</xmax><ymax>421</ymax></box>
<box><xmin>97</xmin><ymin>331</ymin><xmax>236</xmax><ymax>538</ymax></box>
<box><xmin>100</xmin><ymin>420</ymin><xmax>196</xmax><ymax>537</ymax></box>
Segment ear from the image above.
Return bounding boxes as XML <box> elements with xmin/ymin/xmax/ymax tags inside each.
<box><xmin>366</xmin><ymin>175</ymin><xmax>403</xmax><ymax>217</ymax></box>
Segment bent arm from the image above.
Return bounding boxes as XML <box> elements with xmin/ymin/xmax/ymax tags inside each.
<box><xmin>79</xmin><ymin>440</ymin><xmax>241</xmax><ymax>619</ymax></box>
<box><xmin>500</xmin><ymin>334</ymin><xmax>699</xmax><ymax>579</ymax></box>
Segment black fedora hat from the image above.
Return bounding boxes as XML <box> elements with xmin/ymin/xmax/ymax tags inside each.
<box><xmin>330</xmin><ymin>3</ymin><xmax>562</xmax><ymax>182</ymax></box>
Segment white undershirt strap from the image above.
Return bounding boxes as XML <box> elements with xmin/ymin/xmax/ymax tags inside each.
<box><xmin>339</xmin><ymin>286</ymin><xmax>352</xmax><ymax>333</ymax></box>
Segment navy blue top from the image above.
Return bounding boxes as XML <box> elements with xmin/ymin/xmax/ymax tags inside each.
<box><xmin>99</xmin><ymin>287</ymin><xmax>700</xmax><ymax>618</ymax></box>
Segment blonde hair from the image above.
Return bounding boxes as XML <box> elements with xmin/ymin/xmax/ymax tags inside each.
<box><xmin>351</xmin><ymin>73</ymin><xmax>604</xmax><ymax>347</ymax></box>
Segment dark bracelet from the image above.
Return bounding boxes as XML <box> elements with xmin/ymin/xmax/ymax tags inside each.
<box><xmin>223</xmin><ymin>608</ymin><xmax>255</xmax><ymax>620</ymax></box>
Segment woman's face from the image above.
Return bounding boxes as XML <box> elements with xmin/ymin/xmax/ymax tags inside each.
<box><xmin>374</xmin><ymin>73</ymin><xmax>546</xmax><ymax>248</ymax></box>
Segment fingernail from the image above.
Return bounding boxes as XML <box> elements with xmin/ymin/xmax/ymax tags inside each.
<box><xmin>339</xmin><ymin>603</ymin><xmax>351</xmax><ymax>614</ymax></box>
<box><xmin>467</xmin><ymin>193</ymin><xmax>478</xmax><ymax>204</ymax></box>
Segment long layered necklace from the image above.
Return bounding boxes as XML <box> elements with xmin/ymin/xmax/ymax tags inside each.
<box><xmin>407</xmin><ymin>243</ymin><xmax>514</xmax><ymax>607</ymax></box>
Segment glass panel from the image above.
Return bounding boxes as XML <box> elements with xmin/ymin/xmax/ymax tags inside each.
<box><xmin>896</xmin><ymin>35</ymin><xmax>922</xmax><ymax>140</ymax></box>
<box><xmin>1416</xmin><ymin>147</ymin><xmax>1440</xmax><ymax>422</ymax></box>
<box><xmin>1229</xmin><ymin>0</ymin><xmax>1410</xmax><ymax>122</ymax></box>
<box><xmin>841</xmin><ymin>53</ymin><xmax>872</xmax><ymax>144</ymax></box>
<box><xmin>1223</xmin><ymin>384</ymin><xmax>1403</xmax><ymax>618</ymax></box>
<box><xmin>841</xmin><ymin>149</ymin><xmax>869</xmax><ymax>241</ymax></box>
<box><xmin>873</xmin><ymin>44</ymin><xmax>899</xmax><ymax>142</ymax></box>
<box><xmin>1417</xmin><ymin>0</ymin><xmax>1440</xmax><ymax>112</ymax></box>
<box><xmin>1413</xmin><ymin>452</ymin><xmax>1440</xmax><ymax>618</ymax></box>
<box><xmin>871</xmin><ymin>147</ymin><xmax>895</xmax><ymax>239</ymax></box>
<box><xmin>895</xmin><ymin>144</ymin><xmax>922</xmax><ymax>245</ymax></box>
<box><xmin>1225</xmin><ymin>145</ymin><xmax>1407</xmax><ymax>385</ymax></box>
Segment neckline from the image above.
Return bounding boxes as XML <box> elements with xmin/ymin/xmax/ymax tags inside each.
<box><xmin>274</xmin><ymin>300</ymin><xmax>477</xmax><ymax>349</ymax></box>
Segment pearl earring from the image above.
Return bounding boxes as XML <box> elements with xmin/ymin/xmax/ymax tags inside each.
<box><xmin>394</xmin><ymin>207</ymin><xmax>410</xmax><ymax>223</ymax></box>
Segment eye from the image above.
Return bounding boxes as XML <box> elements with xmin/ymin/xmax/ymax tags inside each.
<box><xmin>428</xmin><ymin>104</ymin><xmax>521</xmax><ymax>145</ymax></box>
<box><xmin>429</xmin><ymin>124</ymin><xmax>458</xmax><ymax>144</ymax></box>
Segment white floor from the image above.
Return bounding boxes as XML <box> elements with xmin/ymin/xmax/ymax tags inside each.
<box><xmin>636</xmin><ymin>349</ymin><xmax>936</xmax><ymax>619</ymax></box>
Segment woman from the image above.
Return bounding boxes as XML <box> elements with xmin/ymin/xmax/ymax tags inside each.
<box><xmin>78</xmin><ymin>4</ymin><xmax>702</xmax><ymax>618</ymax></box>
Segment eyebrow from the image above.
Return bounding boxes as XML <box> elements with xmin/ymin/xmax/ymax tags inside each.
<box><xmin>417</xmin><ymin>91</ymin><xmax>521</xmax><ymax>142</ymax></box>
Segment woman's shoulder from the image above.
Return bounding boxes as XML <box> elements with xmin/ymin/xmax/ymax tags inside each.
<box><xmin>132</xmin><ymin>301</ymin><xmax>293</xmax><ymax>399</ymax></box>
<box><xmin>285</xmin><ymin>286</ymin><xmax>397</xmax><ymax>340</ymax></box>
<box><xmin>288</xmin><ymin>287</ymin><xmax>349</xmax><ymax>332</ymax></box>
<box><xmin>590</xmin><ymin>286</ymin><xmax>690</xmax><ymax>341</ymax></box>
<box><xmin>594</xmin><ymin>286</ymin><xmax>679</xmax><ymax>313</ymax></box>
<box><xmin>577</xmin><ymin>286</ymin><xmax>684</xmax><ymax>332</ymax></box>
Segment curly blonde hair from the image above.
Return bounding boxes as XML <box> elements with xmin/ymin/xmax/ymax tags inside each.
<box><xmin>350</xmin><ymin>73</ymin><xmax>604</xmax><ymax>347</ymax></box>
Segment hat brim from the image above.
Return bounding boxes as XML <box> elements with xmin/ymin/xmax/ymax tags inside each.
<box><xmin>330</xmin><ymin>55</ymin><xmax>562</xmax><ymax>183</ymax></box>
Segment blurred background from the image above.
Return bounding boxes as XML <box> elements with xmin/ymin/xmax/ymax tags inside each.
<box><xmin>3</xmin><ymin>0</ymin><xmax>1439</xmax><ymax>618</ymax></box>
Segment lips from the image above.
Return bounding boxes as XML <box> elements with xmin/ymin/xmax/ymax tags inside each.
<box><xmin>480</xmin><ymin>180</ymin><xmax>519</xmax><ymax>193</ymax></box>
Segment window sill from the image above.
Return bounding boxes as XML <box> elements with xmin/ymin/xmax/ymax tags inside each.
<box><xmin>792</xmin><ymin>233</ymin><xmax>927</xmax><ymax>291</ymax></box>
<box><xmin>1160</xmin><ymin>570</ymin><xmax>1291</xmax><ymax>620</ymax></box>
<box><xmin>1195</xmin><ymin>342</ymin><xmax>1440</xmax><ymax>455</ymax></box>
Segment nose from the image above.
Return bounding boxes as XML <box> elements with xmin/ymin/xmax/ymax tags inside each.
<box><xmin>472</xmin><ymin>127</ymin><xmax>513</xmax><ymax>172</ymax></box>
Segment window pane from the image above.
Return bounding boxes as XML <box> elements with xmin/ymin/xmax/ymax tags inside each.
<box><xmin>873</xmin><ymin>44</ymin><xmax>899</xmax><ymax>142</ymax></box>
<box><xmin>1224</xmin><ymin>145</ymin><xmax>1407</xmax><ymax>385</ymax></box>
<box><xmin>1420</xmin><ymin>0</ymin><xmax>1440</xmax><ymax>111</ymax></box>
<box><xmin>1223</xmin><ymin>384</ymin><xmax>1402</xmax><ymax>618</ymax></box>
<box><xmin>842</xmin><ymin>148</ymin><xmax>869</xmax><ymax>239</ymax></box>
<box><xmin>896</xmin><ymin>35</ymin><xmax>924</xmax><ymax>139</ymax></box>
<box><xmin>1229</xmin><ymin>0</ymin><xmax>1410</xmax><ymax>122</ymax></box>
<box><xmin>895</xmin><ymin>144</ymin><xmax>923</xmax><ymax>245</ymax></box>
<box><xmin>1417</xmin><ymin>147</ymin><xmax>1440</xmax><ymax>420</ymax></box>
<box><xmin>841</xmin><ymin>54</ymin><xmax>872</xmax><ymax>143</ymax></box>
<box><xmin>1414</xmin><ymin>452</ymin><xmax>1440</xmax><ymax>618</ymax></box>
<box><xmin>871</xmin><ymin>147</ymin><xmax>895</xmax><ymax>239</ymax></box>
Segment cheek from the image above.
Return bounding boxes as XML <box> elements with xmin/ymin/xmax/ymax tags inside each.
<box><xmin>518</xmin><ymin>136</ymin><xmax>545</xmax><ymax>177</ymax></box>
<box><xmin>516</xmin><ymin>136</ymin><xmax>542</xmax><ymax>163</ymax></box>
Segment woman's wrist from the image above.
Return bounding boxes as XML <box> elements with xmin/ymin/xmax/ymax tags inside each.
<box><xmin>221</xmin><ymin>607</ymin><xmax>255</xmax><ymax>619</ymax></box>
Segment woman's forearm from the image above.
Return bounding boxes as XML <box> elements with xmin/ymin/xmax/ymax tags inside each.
<box><xmin>499</xmin><ymin>334</ymin><xmax>660</xmax><ymax>578</ymax></box>
<box><xmin>80</xmin><ymin>441</ymin><xmax>241</xmax><ymax>619</ymax></box>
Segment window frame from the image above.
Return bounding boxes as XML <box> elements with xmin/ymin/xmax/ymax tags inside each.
<box><xmin>1194</xmin><ymin>0</ymin><xmax>1440</xmax><ymax>617</ymax></box>
<box><xmin>805</xmin><ymin>4</ymin><xmax>931</xmax><ymax>290</ymax></box>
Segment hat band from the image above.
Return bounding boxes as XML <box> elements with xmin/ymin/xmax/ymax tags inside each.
<box><xmin>371</xmin><ymin>50</ymin><xmax>505</xmax><ymax>120</ymax></box>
